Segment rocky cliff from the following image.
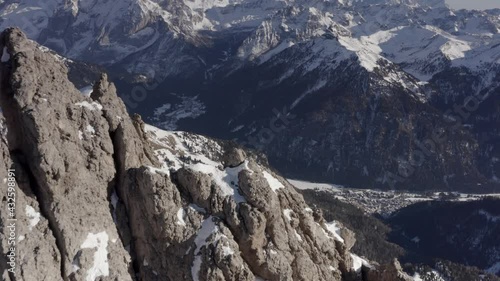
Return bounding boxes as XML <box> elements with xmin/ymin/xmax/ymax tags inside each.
<box><xmin>0</xmin><ymin>27</ymin><xmax>432</xmax><ymax>281</ymax></box>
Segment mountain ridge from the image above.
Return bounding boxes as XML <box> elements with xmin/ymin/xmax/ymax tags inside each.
<box><xmin>2</xmin><ymin>0</ymin><xmax>498</xmax><ymax>191</ymax></box>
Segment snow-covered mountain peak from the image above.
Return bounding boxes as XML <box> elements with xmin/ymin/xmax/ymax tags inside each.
<box><xmin>365</xmin><ymin>0</ymin><xmax>445</xmax><ymax>5</ymax></box>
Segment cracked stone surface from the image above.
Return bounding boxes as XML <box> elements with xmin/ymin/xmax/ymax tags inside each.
<box><xmin>0</xmin><ymin>28</ymin><xmax>132</xmax><ymax>281</ymax></box>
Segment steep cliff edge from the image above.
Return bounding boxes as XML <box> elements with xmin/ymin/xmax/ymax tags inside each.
<box><xmin>0</xmin><ymin>28</ymin><xmax>426</xmax><ymax>281</ymax></box>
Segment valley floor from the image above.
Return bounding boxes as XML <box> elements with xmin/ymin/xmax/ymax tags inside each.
<box><xmin>288</xmin><ymin>179</ymin><xmax>500</xmax><ymax>217</ymax></box>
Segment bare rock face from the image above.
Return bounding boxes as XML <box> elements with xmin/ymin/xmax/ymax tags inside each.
<box><xmin>0</xmin><ymin>27</ymin><xmax>404</xmax><ymax>281</ymax></box>
<box><xmin>221</xmin><ymin>146</ymin><xmax>247</xmax><ymax>168</ymax></box>
<box><xmin>148</xmin><ymin>129</ymin><xmax>353</xmax><ymax>281</ymax></box>
<box><xmin>0</xmin><ymin>119</ymin><xmax>61</xmax><ymax>281</ymax></box>
<box><xmin>364</xmin><ymin>259</ymin><xmax>415</xmax><ymax>281</ymax></box>
<box><xmin>0</xmin><ymin>28</ymin><xmax>132</xmax><ymax>280</ymax></box>
<box><xmin>338</xmin><ymin>221</ymin><xmax>357</xmax><ymax>251</ymax></box>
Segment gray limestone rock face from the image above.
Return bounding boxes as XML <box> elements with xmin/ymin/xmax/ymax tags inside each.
<box><xmin>176</xmin><ymin>168</ymin><xmax>215</xmax><ymax>211</ymax></box>
<box><xmin>221</xmin><ymin>146</ymin><xmax>247</xmax><ymax>168</ymax></box>
<box><xmin>0</xmin><ymin>28</ymin><xmax>133</xmax><ymax>281</ymax></box>
<box><xmin>175</xmin><ymin>160</ymin><xmax>349</xmax><ymax>281</ymax></box>
<box><xmin>0</xmin><ymin>122</ymin><xmax>61</xmax><ymax>281</ymax></box>
<box><xmin>90</xmin><ymin>73</ymin><xmax>157</xmax><ymax>171</ymax></box>
<box><xmin>121</xmin><ymin>167</ymin><xmax>201</xmax><ymax>281</ymax></box>
<box><xmin>364</xmin><ymin>259</ymin><xmax>415</xmax><ymax>281</ymax></box>
<box><xmin>338</xmin><ymin>221</ymin><xmax>357</xmax><ymax>251</ymax></box>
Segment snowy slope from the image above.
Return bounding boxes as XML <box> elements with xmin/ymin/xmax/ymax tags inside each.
<box><xmin>1</xmin><ymin>0</ymin><xmax>498</xmax><ymax>81</ymax></box>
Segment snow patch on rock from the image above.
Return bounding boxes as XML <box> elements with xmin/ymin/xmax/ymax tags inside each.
<box><xmin>86</xmin><ymin>124</ymin><xmax>95</xmax><ymax>134</ymax></box>
<box><xmin>192</xmin><ymin>217</ymin><xmax>218</xmax><ymax>281</ymax></box>
<box><xmin>263</xmin><ymin>171</ymin><xmax>284</xmax><ymax>193</ymax></box>
<box><xmin>25</xmin><ymin>205</ymin><xmax>40</xmax><ymax>231</ymax></box>
<box><xmin>176</xmin><ymin>208</ymin><xmax>187</xmax><ymax>226</ymax></box>
<box><xmin>325</xmin><ymin>221</ymin><xmax>344</xmax><ymax>243</ymax></box>
<box><xmin>294</xmin><ymin>229</ymin><xmax>303</xmax><ymax>242</ymax></box>
<box><xmin>80</xmin><ymin>231</ymin><xmax>110</xmax><ymax>281</ymax></box>
<box><xmin>283</xmin><ymin>209</ymin><xmax>293</xmax><ymax>222</ymax></box>
<box><xmin>222</xmin><ymin>245</ymin><xmax>234</xmax><ymax>257</ymax></box>
<box><xmin>350</xmin><ymin>253</ymin><xmax>370</xmax><ymax>272</ymax></box>
<box><xmin>189</xmin><ymin>160</ymin><xmax>251</xmax><ymax>203</ymax></box>
<box><xmin>75</xmin><ymin>101</ymin><xmax>103</xmax><ymax>111</ymax></box>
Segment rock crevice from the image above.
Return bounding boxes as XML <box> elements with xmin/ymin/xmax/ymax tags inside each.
<box><xmin>10</xmin><ymin>151</ymin><xmax>68</xmax><ymax>280</ymax></box>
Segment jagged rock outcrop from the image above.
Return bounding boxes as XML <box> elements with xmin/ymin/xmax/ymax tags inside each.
<box><xmin>221</xmin><ymin>146</ymin><xmax>247</xmax><ymax>168</ymax></box>
<box><xmin>0</xmin><ymin>117</ymin><xmax>61</xmax><ymax>281</ymax></box>
<box><xmin>364</xmin><ymin>260</ymin><xmax>414</xmax><ymax>281</ymax></box>
<box><xmin>0</xmin><ymin>27</ymin><xmax>363</xmax><ymax>281</ymax></box>
<box><xmin>0</xmin><ymin>28</ymin><xmax>134</xmax><ymax>281</ymax></box>
<box><xmin>146</xmin><ymin>129</ymin><xmax>352</xmax><ymax>280</ymax></box>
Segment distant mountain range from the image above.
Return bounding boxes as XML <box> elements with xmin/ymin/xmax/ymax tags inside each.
<box><xmin>2</xmin><ymin>0</ymin><xmax>499</xmax><ymax>191</ymax></box>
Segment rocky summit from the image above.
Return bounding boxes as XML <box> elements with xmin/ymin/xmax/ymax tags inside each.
<box><xmin>0</xmin><ymin>28</ymin><xmax>433</xmax><ymax>281</ymax></box>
